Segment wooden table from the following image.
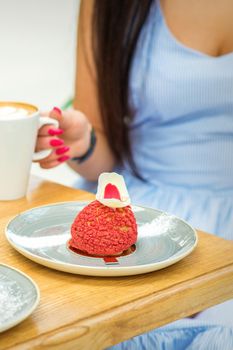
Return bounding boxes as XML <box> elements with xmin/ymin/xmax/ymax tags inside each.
<box><xmin>1</xmin><ymin>176</ymin><xmax>233</xmax><ymax>350</ymax></box>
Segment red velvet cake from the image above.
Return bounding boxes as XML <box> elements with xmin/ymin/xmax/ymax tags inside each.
<box><xmin>70</xmin><ymin>173</ymin><xmax>138</xmax><ymax>256</ymax></box>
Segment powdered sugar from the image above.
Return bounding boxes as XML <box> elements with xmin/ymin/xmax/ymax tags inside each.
<box><xmin>139</xmin><ymin>214</ymin><xmax>178</xmax><ymax>237</ymax></box>
<box><xmin>0</xmin><ymin>271</ymin><xmax>33</xmax><ymax>326</ymax></box>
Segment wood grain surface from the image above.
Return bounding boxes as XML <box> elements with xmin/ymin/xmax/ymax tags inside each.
<box><xmin>0</xmin><ymin>176</ymin><xmax>233</xmax><ymax>350</ymax></box>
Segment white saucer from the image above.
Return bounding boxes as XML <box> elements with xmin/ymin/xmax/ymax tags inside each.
<box><xmin>0</xmin><ymin>264</ymin><xmax>40</xmax><ymax>332</ymax></box>
<box><xmin>5</xmin><ymin>201</ymin><xmax>198</xmax><ymax>277</ymax></box>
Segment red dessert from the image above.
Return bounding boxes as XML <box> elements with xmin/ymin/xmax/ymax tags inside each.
<box><xmin>69</xmin><ymin>172</ymin><xmax>138</xmax><ymax>256</ymax></box>
<box><xmin>70</xmin><ymin>200</ymin><xmax>137</xmax><ymax>256</ymax></box>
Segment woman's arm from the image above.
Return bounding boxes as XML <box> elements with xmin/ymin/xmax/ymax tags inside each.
<box><xmin>67</xmin><ymin>0</ymin><xmax>115</xmax><ymax>181</ymax></box>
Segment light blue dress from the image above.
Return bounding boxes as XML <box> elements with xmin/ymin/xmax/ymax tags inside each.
<box><xmin>76</xmin><ymin>0</ymin><xmax>233</xmax><ymax>348</ymax></box>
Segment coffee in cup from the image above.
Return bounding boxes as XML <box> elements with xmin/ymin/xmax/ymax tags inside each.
<box><xmin>0</xmin><ymin>102</ymin><xmax>37</xmax><ymax>120</ymax></box>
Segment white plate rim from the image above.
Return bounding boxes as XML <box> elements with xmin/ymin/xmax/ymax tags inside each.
<box><xmin>5</xmin><ymin>201</ymin><xmax>198</xmax><ymax>277</ymax></box>
<box><xmin>0</xmin><ymin>263</ymin><xmax>40</xmax><ymax>332</ymax></box>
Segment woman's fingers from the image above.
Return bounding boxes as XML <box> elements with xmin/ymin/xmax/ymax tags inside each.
<box><xmin>35</xmin><ymin>136</ymin><xmax>65</xmax><ymax>152</ymax></box>
<box><xmin>38</xmin><ymin>125</ymin><xmax>64</xmax><ymax>137</ymax></box>
<box><xmin>38</xmin><ymin>107</ymin><xmax>64</xmax><ymax>136</ymax></box>
<box><xmin>35</xmin><ymin>106</ymin><xmax>90</xmax><ymax>169</ymax></box>
<box><xmin>50</xmin><ymin>107</ymin><xmax>90</xmax><ymax>140</ymax></box>
<box><xmin>34</xmin><ymin>147</ymin><xmax>70</xmax><ymax>165</ymax></box>
<box><xmin>39</xmin><ymin>107</ymin><xmax>89</xmax><ymax>142</ymax></box>
<box><xmin>49</xmin><ymin>107</ymin><xmax>73</xmax><ymax>131</ymax></box>
<box><xmin>39</xmin><ymin>158</ymin><xmax>68</xmax><ymax>169</ymax></box>
<box><xmin>38</xmin><ymin>107</ymin><xmax>75</xmax><ymax>138</ymax></box>
<box><xmin>34</xmin><ymin>107</ymin><xmax>72</xmax><ymax>169</ymax></box>
<box><xmin>34</xmin><ymin>134</ymin><xmax>70</xmax><ymax>164</ymax></box>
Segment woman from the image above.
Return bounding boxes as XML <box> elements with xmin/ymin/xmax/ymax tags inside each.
<box><xmin>36</xmin><ymin>0</ymin><xmax>233</xmax><ymax>348</ymax></box>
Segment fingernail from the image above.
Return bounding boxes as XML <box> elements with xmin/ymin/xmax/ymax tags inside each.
<box><xmin>50</xmin><ymin>139</ymin><xmax>64</xmax><ymax>147</ymax></box>
<box><xmin>48</xmin><ymin>128</ymin><xmax>64</xmax><ymax>136</ymax></box>
<box><xmin>55</xmin><ymin>146</ymin><xmax>70</xmax><ymax>155</ymax></box>
<box><xmin>58</xmin><ymin>155</ymin><xmax>70</xmax><ymax>162</ymax></box>
<box><xmin>52</xmin><ymin>107</ymin><xmax>62</xmax><ymax>115</ymax></box>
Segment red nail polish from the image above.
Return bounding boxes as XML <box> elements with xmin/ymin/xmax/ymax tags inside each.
<box><xmin>55</xmin><ymin>146</ymin><xmax>70</xmax><ymax>155</ymax></box>
<box><xmin>50</xmin><ymin>139</ymin><xmax>64</xmax><ymax>147</ymax></box>
<box><xmin>58</xmin><ymin>155</ymin><xmax>70</xmax><ymax>162</ymax></box>
<box><xmin>52</xmin><ymin>107</ymin><xmax>62</xmax><ymax>115</ymax></box>
<box><xmin>48</xmin><ymin>128</ymin><xmax>64</xmax><ymax>136</ymax></box>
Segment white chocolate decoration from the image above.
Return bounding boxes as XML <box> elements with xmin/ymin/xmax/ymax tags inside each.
<box><xmin>96</xmin><ymin>172</ymin><xmax>131</xmax><ymax>208</ymax></box>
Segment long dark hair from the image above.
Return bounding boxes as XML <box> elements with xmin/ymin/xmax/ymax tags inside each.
<box><xmin>92</xmin><ymin>0</ymin><xmax>153</xmax><ymax>176</ymax></box>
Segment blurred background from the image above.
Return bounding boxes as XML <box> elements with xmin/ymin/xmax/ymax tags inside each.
<box><xmin>0</xmin><ymin>0</ymin><xmax>80</xmax><ymax>186</ymax></box>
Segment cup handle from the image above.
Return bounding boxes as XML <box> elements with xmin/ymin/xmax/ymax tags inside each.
<box><xmin>33</xmin><ymin>116</ymin><xmax>59</xmax><ymax>161</ymax></box>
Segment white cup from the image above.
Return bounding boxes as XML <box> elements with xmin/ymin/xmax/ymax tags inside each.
<box><xmin>0</xmin><ymin>101</ymin><xmax>59</xmax><ymax>200</ymax></box>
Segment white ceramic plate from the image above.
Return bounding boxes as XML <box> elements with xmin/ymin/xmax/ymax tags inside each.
<box><xmin>5</xmin><ymin>201</ymin><xmax>198</xmax><ymax>277</ymax></box>
<box><xmin>0</xmin><ymin>264</ymin><xmax>40</xmax><ymax>332</ymax></box>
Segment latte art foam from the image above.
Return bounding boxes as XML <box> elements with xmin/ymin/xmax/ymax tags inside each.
<box><xmin>0</xmin><ymin>106</ymin><xmax>31</xmax><ymax>120</ymax></box>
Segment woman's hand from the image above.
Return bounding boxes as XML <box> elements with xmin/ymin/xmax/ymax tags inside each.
<box><xmin>35</xmin><ymin>107</ymin><xmax>92</xmax><ymax>169</ymax></box>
